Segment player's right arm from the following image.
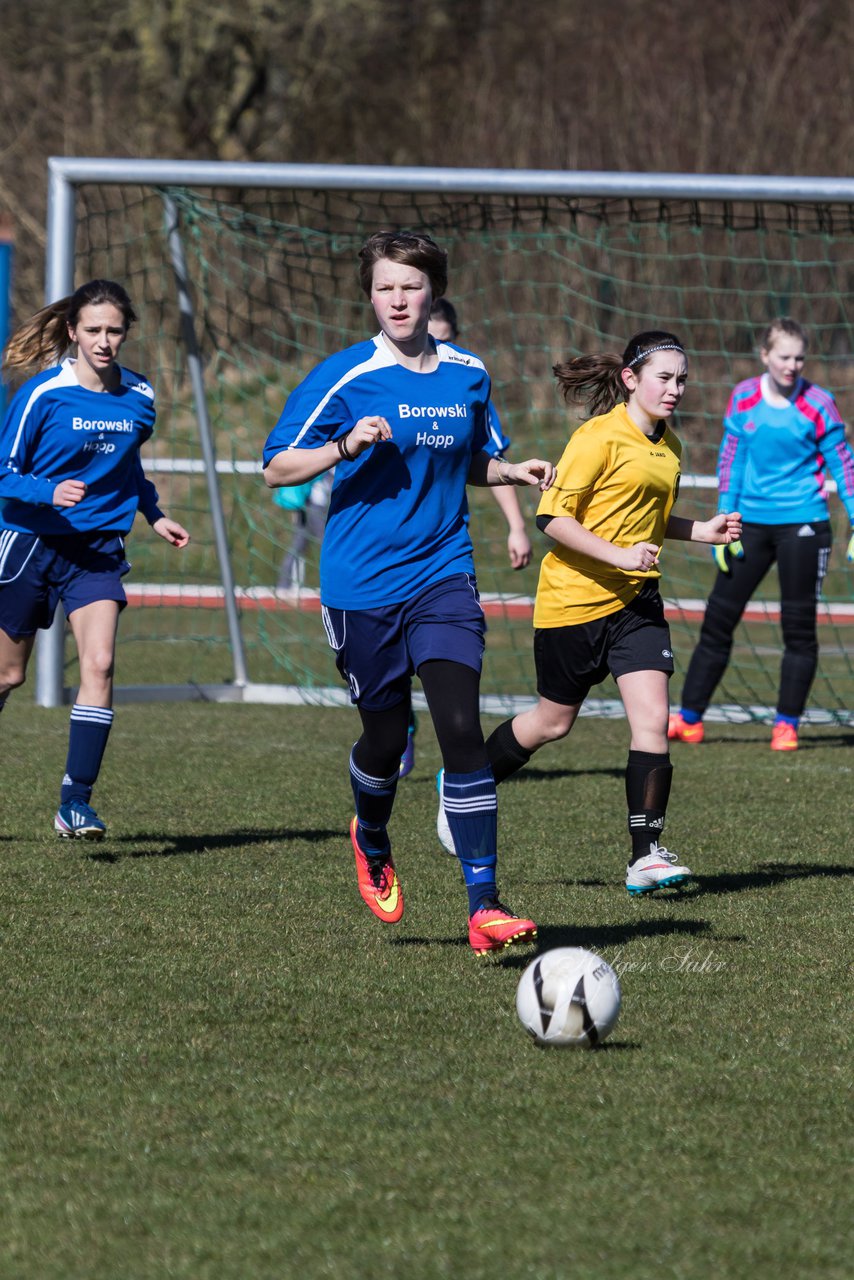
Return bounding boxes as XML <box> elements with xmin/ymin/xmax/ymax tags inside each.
<box><xmin>0</xmin><ymin>381</ymin><xmax>64</xmax><ymax>507</ymax></box>
<box><xmin>540</xmin><ymin>513</ymin><xmax>661</xmax><ymax>573</ymax></box>
<box><xmin>535</xmin><ymin>423</ymin><xmax>659</xmax><ymax>572</ymax></box>
<box><xmin>263</xmin><ymin>352</ymin><xmax>394</xmax><ymax>488</ymax></box>
<box><xmin>264</xmin><ymin>416</ymin><xmax>392</xmax><ymax>487</ymax></box>
<box><xmin>716</xmin><ymin>386</ymin><xmax>749</xmax><ymax>515</ymax></box>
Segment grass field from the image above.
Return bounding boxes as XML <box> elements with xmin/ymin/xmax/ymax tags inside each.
<box><xmin>1</xmin><ymin>699</ymin><xmax>850</xmax><ymax>1279</ymax></box>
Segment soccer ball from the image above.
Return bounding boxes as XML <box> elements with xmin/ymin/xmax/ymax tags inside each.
<box><xmin>516</xmin><ymin>947</ymin><xmax>621</xmax><ymax>1048</ymax></box>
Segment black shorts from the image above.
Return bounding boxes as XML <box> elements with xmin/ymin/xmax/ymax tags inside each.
<box><xmin>534</xmin><ymin>583</ymin><xmax>674</xmax><ymax>706</ymax></box>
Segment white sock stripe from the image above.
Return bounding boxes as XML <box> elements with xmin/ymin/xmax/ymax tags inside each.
<box><xmin>444</xmin><ymin>796</ymin><xmax>498</xmax><ymax>815</ymax></box>
<box><xmin>70</xmin><ymin>705</ymin><xmax>115</xmax><ymax>724</ymax></box>
<box><xmin>444</xmin><ymin>777</ymin><xmax>494</xmax><ymax>793</ymax></box>
<box><xmin>348</xmin><ymin>756</ymin><xmax>399</xmax><ymax>790</ymax></box>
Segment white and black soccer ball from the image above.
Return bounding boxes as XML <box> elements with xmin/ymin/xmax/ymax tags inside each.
<box><xmin>516</xmin><ymin>947</ymin><xmax>621</xmax><ymax>1048</ymax></box>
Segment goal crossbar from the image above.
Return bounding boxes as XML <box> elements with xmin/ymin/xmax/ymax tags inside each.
<box><xmin>37</xmin><ymin>159</ymin><xmax>854</xmax><ymax>719</ymax></box>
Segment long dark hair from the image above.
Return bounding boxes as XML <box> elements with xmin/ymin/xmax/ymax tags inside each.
<box><xmin>553</xmin><ymin>330</ymin><xmax>685</xmax><ymax>418</ymax></box>
<box><xmin>3</xmin><ymin>279</ymin><xmax>137</xmax><ymax>373</ymax></box>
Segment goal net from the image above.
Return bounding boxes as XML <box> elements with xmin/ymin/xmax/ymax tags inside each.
<box><xmin>44</xmin><ymin>163</ymin><xmax>854</xmax><ymax>722</ymax></box>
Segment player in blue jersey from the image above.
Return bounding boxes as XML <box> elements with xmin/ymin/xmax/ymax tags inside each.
<box><xmin>398</xmin><ymin>296</ymin><xmax>534</xmax><ymax>778</ymax></box>
<box><xmin>0</xmin><ymin>279</ymin><xmax>190</xmax><ymax>837</ymax></box>
<box><xmin>427</xmin><ymin>298</ymin><xmax>533</xmax><ymax>572</ymax></box>
<box><xmin>669</xmin><ymin>317</ymin><xmax>854</xmax><ymax>751</ymax></box>
<box><xmin>263</xmin><ymin>230</ymin><xmax>554</xmax><ymax>954</ymax></box>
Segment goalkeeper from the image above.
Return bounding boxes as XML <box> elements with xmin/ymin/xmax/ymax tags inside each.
<box><xmin>669</xmin><ymin>317</ymin><xmax>854</xmax><ymax>752</ymax></box>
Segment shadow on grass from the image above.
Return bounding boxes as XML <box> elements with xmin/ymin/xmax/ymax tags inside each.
<box><xmin>403</xmin><ymin>766</ymin><xmax>625</xmax><ymax>789</ymax></box>
<box><xmin>675</xmin><ymin>730</ymin><xmax>854</xmax><ymax>750</ymax></box>
<box><xmin>86</xmin><ymin>827</ymin><xmax>341</xmax><ymax>861</ymax></box>
<box><xmin>528</xmin><ymin>1039</ymin><xmax>642</xmax><ymax>1053</ymax></box>
<box><xmin>540</xmin><ymin>861</ymin><xmax>853</xmax><ymax>898</ymax></box>
<box><xmin>798</xmin><ymin>731</ymin><xmax>854</xmax><ymax>749</ymax></box>
<box><xmin>391</xmin><ymin>915</ymin><xmax>713</xmax><ymax>956</ymax></box>
<box><xmin>505</xmin><ymin>766</ymin><xmax>625</xmax><ymax>783</ymax></box>
<box><xmin>682</xmin><ymin>861</ymin><xmax>853</xmax><ymax>898</ymax></box>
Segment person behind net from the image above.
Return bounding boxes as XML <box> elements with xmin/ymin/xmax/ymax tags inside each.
<box><xmin>398</xmin><ymin>296</ymin><xmax>534</xmax><ymax>778</ymax></box>
<box><xmin>263</xmin><ymin>230</ymin><xmax>554</xmax><ymax>954</ymax></box>
<box><xmin>668</xmin><ymin>317</ymin><xmax>854</xmax><ymax>752</ymax></box>
<box><xmin>436</xmin><ymin>331</ymin><xmax>742</xmax><ymax>894</ymax></box>
<box><xmin>0</xmin><ymin>279</ymin><xmax>191</xmax><ymax>839</ymax></box>
<box><xmin>274</xmin><ymin>469</ymin><xmax>334</xmax><ymax>593</ymax></box>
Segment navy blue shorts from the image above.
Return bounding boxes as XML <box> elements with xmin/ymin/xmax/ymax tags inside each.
<box><xmin>0</xmin><ymin>530</ymin><xmax>130</xmax><ymax>639</ymax></box>
<box><xmin>322</xmin><ymin>573</ymin><xmax>486</xmax><ymax>711</ymax></box>
<box><xmin>534</xmin><ymin>583</ymin><xmax>674</xmax><ymax>706</ymax></box>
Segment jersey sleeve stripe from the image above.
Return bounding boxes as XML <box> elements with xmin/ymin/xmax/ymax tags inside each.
<box><xmin>8</xmin><ymin>367</ymin><xmax>74</xmax><ymax>461</ymax></box>
<box><xmin>286</xmin><ymin>341</ymin><xmax>394</xmax><ymax>448</ymax></box>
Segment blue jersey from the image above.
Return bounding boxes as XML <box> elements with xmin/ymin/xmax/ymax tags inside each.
<box><xmin>485</xmin><ymin>402</ymin><xmax>511</xmax><ymax>456</ymax></box>
<box><xmin>717</xmin><ymin>376</ymin><xmax>854</xmax><ymax>526</ymax></box>
<box><xmin>0</xmin><ymin>359</ymin><xmax>162</xmax><ymax>537</ymax></box>
<box><xmin>264</xmin><ymin>334</ymin><xmax>493</xmax><ymax>609</ymax></box>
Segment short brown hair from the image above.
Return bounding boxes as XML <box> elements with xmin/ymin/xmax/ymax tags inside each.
<box><xmin>357</xmin><ymin>230</ymin><xmax>448</xmax><ymax>300</ymax></box>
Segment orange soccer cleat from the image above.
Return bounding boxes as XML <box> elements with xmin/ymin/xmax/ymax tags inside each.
<box><xmin>350</xmin><ymin>816</ymin><xmax>404</xmax><ymax>923</ymax></box>
<box><xmin>667</xmin><ymin>713</ymin><xmax>705</xmax><ymax>744</ymax></box>
<box><xmin>468</xmin><ymin>899</ymin><xmax>538</xmax><ymax>956</ymax></box>
<box><xmin>770</xmin><ymin>721</ymin><xmax>799</xmax><ymax>752</ymax></box>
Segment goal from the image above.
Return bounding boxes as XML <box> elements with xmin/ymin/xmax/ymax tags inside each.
<box><xmin>40</xmin><ymin>160</ymin><xmax>854</xmax><ymax>723</ymax></box>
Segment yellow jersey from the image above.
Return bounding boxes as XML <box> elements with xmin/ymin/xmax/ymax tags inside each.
<box><xmin>534</xmin><ymin>403</ymin><xmax>682</xmax><ymax>627</ymax></box>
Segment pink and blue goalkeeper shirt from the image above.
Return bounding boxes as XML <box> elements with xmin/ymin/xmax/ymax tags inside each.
<box><xmin>716</xmin><ymin>376</ymin><xmax>854</xmax><ymax>526</ymax></box>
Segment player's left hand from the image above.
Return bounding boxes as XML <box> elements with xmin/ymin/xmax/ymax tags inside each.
<box><xmin>847</xmin><ymin>531</ymin><xmax>854</xmax><ymax>563</ymax></box>
<box><xmin>704</xmin><ymin>510</ymin><xmax>743</xmax><ymax>545</ymax></box>
<box><xmin>153</xmin><ymin>516</ymin><xmax>191</xmax><ymax>548</ymax></box>
<box><xmin>506</xmin><ymin>459</ymin><xmax>555</xmax><ymax>491</ymax></box>
<box><xmin>507</xmin><ymin>528</ymin><xmax>533</xmax><ymax>569</ymax></box>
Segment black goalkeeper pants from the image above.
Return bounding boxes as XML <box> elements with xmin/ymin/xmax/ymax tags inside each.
<box><xmin>680</xmin><ymin>520</ymin><xmax>832</xmax><ymax>720</ymax></box>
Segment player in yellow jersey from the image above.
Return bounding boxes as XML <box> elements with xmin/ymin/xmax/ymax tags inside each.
<box><xmin>437</xmin><ymin>331</ymin><xmax>742</xmax><ymax>893</ymax></box>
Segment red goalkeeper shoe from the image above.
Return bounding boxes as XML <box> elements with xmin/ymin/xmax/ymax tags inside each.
<box><xmin>667</xmin><ymin>713</ymin><xmax>705</xmax><ymax>744</ymax></box>
<box><xmin>770</xmin><ymin>721</ymin><xmax>798</xmax><ymax>752</ymax></box>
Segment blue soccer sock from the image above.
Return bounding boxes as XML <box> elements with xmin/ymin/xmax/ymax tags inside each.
<box><xmin>443</xmin><ymin>766</ymin><xmax>498</xmax><ymax>914</ymax></box>
<box><xmin>679</xmin><ymin>707</ymin><xmax>702</xmax><ymax>726</ymax></box>
<box><xmin>61</xmin><ymin>705</ymin><xmax>114</xmax><ymax>805</ymax></box>
<box><xmin>774</xmin><ymin>713</ymin><xmax>799</xmax><ymax>728</ymax></box>
<box><xmin>349</xmin><ymin>748</ymin><xmax>398</xmax><ymax>856</ymax></box>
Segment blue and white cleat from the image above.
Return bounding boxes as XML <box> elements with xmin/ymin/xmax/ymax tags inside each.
<box><xmin>435</xmin><ymin>768</ymin><xmax>457</xmax><ymax>856</ymax></box>
<box><xmin>399</xmin><ymin>733</ymin><xmax>415</xmax><ymax>778</ymax></box>
<box><xmin>626</xmin><ymin>842</ymin><xmax>691</xmax><ymax>895</ymax></box>
<box><xmin>55</xmin><ymin>799</ymin><xmax>107</xmax><ymax>840</ymax></box>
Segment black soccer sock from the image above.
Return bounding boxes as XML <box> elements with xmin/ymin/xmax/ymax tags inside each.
<box><xmin>625</xmin><ymin>749</ymin><xmax>673</xmax><ymax>864</ymax></box>
<box><xmin>485</xmin><ymin>718</ymin><xmax>533</xmax><ymax>784</ymax></box>
<box><xmin>349</xmin><ymin>745</ymin><xmax>399</xmax><ymax>856</ymax></box>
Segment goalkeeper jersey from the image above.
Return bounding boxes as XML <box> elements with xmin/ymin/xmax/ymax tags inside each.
<box><xmin>0</xmin><ymin>359</ymin><xmax>162</xmax><ymax>537</ymax></box>
<box><xmin>534</xmin><ymin>402</ymin><xmax>682</xmax><ymax>627</ymax></box>
<box><xmin>263</xmin><ymin>334</ymin><xmax>493</xmax><ymax>609</ymax></box>
<box><xmin>717</xmin><ymin>376</ymin><xmax>854</xmax><ymax>525</ymax></box>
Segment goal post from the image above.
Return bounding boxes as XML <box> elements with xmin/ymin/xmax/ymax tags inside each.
<box><xmin>38</xmin><ymin>159</ymin><xmax>854</xmax><ymax>722</ymax></box>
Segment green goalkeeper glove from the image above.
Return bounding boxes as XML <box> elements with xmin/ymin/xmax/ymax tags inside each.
<box><xmin>847</xmin><ymin>532</ymin><xmax>854</xmax><ymax>563</ymax></box>
<box><xmin>712</xmin><ymin>540</ymin><xmax>744</xmax><ymax>573</ymax></box>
